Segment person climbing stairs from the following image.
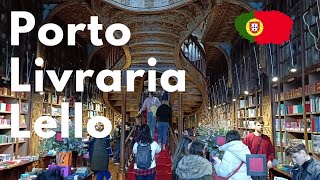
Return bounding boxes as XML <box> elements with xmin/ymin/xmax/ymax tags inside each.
<box><xmin>126</xmin><ymin>130</ymin><xmax>172</xmax><ymax>180</ymax></box>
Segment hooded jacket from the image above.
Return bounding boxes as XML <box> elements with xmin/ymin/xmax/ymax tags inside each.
<box><xmin>176</xmin><ymin>154</ymin><xmax>212</xmax><ymax>180</ymax></box>
<box><xmin>214</xmin><ymin>140</ymin><xmax>251</xmax><ymax>180</ymax></box>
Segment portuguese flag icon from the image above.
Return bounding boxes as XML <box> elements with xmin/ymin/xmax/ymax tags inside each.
<box><xmin>235</xmin><ymin>11</ymin><xmax>293</xmax><ymax>44</ymax></box>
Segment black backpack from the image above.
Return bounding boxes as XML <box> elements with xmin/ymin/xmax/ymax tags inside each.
<box><xmin>135</xmin><ymin>142</ymin><xmax>152</xmax><ymax>169</ymax></box>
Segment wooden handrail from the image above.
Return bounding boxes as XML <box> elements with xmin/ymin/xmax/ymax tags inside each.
<box><xmin>169</xmin><ymin>126</ymin><xmax>178</xmax><ymax>157</ymax></box>
<box><xmin>180</xmin><ymin>34</ymin><xmax>206</xmax><ymax>77</ymax></box>
<box><xmin>169</xmin><ymin>126</ymin><xmax>178</xmax><ymax>146</ymax></box>
<box><xmin>125</xmin><ymin>126</ymin><xmax>136</xmax><ymax>144</ymax></box>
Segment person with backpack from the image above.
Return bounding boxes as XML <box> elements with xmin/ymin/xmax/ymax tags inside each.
<box><xmin>138</xmin><ymin>92</ymin><xmax>161</xmax><ymax>139</ymax></box>
<box><xmin>133</xmin><ymin>124</ymin><xmax>161</xmax><ymax>180</ymax></box>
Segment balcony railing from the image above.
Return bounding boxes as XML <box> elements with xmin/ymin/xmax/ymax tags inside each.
<box><xmin>181</xmin><ymin>35</ymin><xmax>206</xmax><ymax>76</ymax></box>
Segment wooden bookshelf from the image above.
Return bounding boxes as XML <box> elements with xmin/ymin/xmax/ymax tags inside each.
<box><xmin>236</xmin><ymin>90</ymin><xmax>262</xmax><ymax>138</ymax></box>
<box><xmin>0</xmin><ymin>87</ymin><xmax>31</xmax><ymax>160</ymax></box>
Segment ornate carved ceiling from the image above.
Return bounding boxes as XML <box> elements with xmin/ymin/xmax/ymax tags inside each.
<box><xmin>202</xmin><ymin>1</ymin><xmax>248</xmax><ymax>69</ymax></box>
<box><xmin>50</xmin><ymin>2</ymin><xmax>107</xmax><ymax>44</ymax></box>
<box><xmin>41</xmin><ymin>0</ymin><xmax>265</xmax><ymax>115</ymax></box>
<box><xmin>102</xmin><ymin>0</ymin><xmax>193</xmax><ymax>12</ymax></box>
<box><xmin>92</xmin><ymin>0</ymin><xmax>214</xmax><ymax>64</ymax></box>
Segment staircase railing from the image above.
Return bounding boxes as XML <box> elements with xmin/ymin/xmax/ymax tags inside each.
<box><xmin>181</xmin><ymin>35</ymin><xmax>206</xmax><ymax>76</ymax></box>
<box><xmin>169</xmin><ymin>126</ymin><xmax>178</xmax><ymax>157</ymax></box>
<box><xmin>124</xmin><ymin>123</ymin><xmax>135</xmax><ymax>168</ymax></box>
<box><xmin>106</xmin><ymin>46</ymin><xmax>125</xmax><ymax>70</ymax></box>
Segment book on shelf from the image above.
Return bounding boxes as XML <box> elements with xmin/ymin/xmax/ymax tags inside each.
<box><xmin>285</xmin><ymin>118</ymin><xmax>311</xmax><ymax>131</ymax></box>
<box><xmin>286</xmin><ymin>104</ymin><xmax>304</xmax><ymax>114</ymax></box>
<box><xmin>52</xmin><ymin>95</ymin><xmax>58</xmax><ymax>104</ymax></box>
<box><xmin>21</xmin><ymin>103</ymin><xmax>29</xmax><ymax>113</ymax></box>
<box><xmin>310</xmin><ymin>82</ymin><xmax>320</xmax><ymax>94</ymax></box>
<box><xmin>277</xmin><ymin>104</ymin><xmax>285</xmax><ymax>115</ymax></box>
<box><xmin>275</xmin><ymin>132</ymin><xmax>286</xmax><ymax>146</ymax></box>
<box><xmin>275</xmin><ymin>118</ymin><xmax>285</xmax><ymax>131</ymax></box>
<box><xmin>310</xmin><ymin>98</ymin><xmax>320</xmax><ymax>113</ymax></box>
<box><xmin>0</xmin><ymin>135</ymin><xmax>11</xmax><ymax>144</ymax></box>
<box><xmin>0</xmin><ymin>154</ymin><xmax>11</xmax><ymax>162</ymax></box>
<box><xmin>248</xmin><ymin>109</ymin><xmax>256</xmax><ymax>117</ymax></box>
<box><xmin>248</xmin><ymin>96</ymin><xmax>254</xmax><ymax>106</ymax></box>
<box><xmin>237</xmin><ymin>110</ymin><xmax>245</xmax><ymax>118</ymax></box>
<box><xmin>313</xmin><ymin>135</ymin><xmax>320</xmax><ymax>153</ymax></box>
<box><xmin>311</xmin><ymin>116</ymin><xmax>320</xmax><ymax>132</ymax></box>
<box><xmin>239</xmin><ymin>100</ymin><xmax>246</xmax><ymax>108</ymax></box>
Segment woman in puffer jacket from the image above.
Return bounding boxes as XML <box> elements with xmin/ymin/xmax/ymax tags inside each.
<box><xmin>213</xmin><ymin>130</ymin><xmax>251</xmax><ymax>180</ymax></box>
<box><xmin>176</xmin><ymin>140</ymin><xmax>212</xmax><ymax>180</ymax></box>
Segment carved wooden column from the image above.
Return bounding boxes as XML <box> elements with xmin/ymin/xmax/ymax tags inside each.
<box><xmin>178</xmin><ymin>92</ymin><xmax>183</xmax><ymax>140</ymax></box>
<box><xmin>119</xmin><ymin>91</ymin><xmax>126</xmax><ymax>180</ymax></box>
<box><xmin>29</xmin><ymin>93</ymin><xmax>44</xmax><ymax>155</ymax></box>
<box><xmin>111</xmin><ymin>108</ymin><xmax>115</xmax><ymax>130</ymax></box>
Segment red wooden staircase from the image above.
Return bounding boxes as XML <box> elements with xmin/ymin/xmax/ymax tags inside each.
<box><xmin>126</xmin><ymin>131</ymin><xmax>172</xmax><ymax>180</ymax></box>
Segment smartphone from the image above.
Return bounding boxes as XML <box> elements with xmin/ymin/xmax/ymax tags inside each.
<box><xmin>211</xmin><ymin>155</ymin><xmax>216</xmax><ymax>163</ymax></box>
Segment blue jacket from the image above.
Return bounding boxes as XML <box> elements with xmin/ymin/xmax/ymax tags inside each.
<box><xmin>291</xmin><ymin>158</ymin><xmax>320</xmax><ymax>180</ymax></box>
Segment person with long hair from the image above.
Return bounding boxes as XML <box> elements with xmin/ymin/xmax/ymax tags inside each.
<box><xmin>132</xmin><ymin>124</ymin><xmax>161</xmax><ymax>180</ymax></box>
<box><xmin>213</xmin><ymin>130</ymin><xmax>251</xmax><ymax>180</ymax></box>
<box><xmin>138</xmin><ymin>92</ymin><xmax>161</xmax><ymax>139</ymax></box>
<box><xmin>171</xmin><ymin>136</ymin><xmax>193</xmax><ymax>180</ymax></box>
<box><xmin>176</xmin><ymin>140</ymin><xmax>212</xmax><ymax>180</ymax></box>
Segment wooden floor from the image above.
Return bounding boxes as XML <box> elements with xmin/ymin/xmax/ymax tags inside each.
<box><xmin>92</xmin><ymin>161</ymin><xmax>120</xmax><ymax>180</ymax></box>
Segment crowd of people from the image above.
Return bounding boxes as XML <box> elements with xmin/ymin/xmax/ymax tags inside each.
<box><xmin>85</xmin><ymin>91</ymin><xmax>320</xmax><ymax>180</ymax></box>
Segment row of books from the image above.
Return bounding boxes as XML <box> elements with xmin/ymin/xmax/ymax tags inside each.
<box><xmin>43</xmin><ymin>93</ymin><xmax>66</xmax><ymax>105</ymax></box>
<box><xmin>247</xmin><ymin>96</ymin><xmax>261</xmax><ymax>106</ymax></box>
<box><xmin>237</xmin><ymin>109</ymin><xmax>260</xmax><ymax>118</ymax></box>
<box><xmin>310</xmin><ymin>98</ymin><xmax>320</xmax><ymax>113</ymax></box>
<box><xmin>274</xmin><ymin>82</ymin><xmax>320</xmax><ymax>102</ymax></box>
<box><xmin>0</xmin><ymin>154</ymin><xmax>11</xmax><ymax>162</ymax></box>
<box><xmin>0</xmin><ymin>135</ymin><xmax>12</xmax><ymax>144</ymax></box>
<box><xmin>285</xmin><ymin>118</ymin><xmax>311</xmax><ymax>131</ymax></box>
<box><xmin>239</xmin><ymin>100</ymin><xmax>246</xmax><ymax>108</ymax></box>
<box><xmin>0</xmin><ymin>102</ymin><xmax>29</xmax><ymax>113</ymax></box>
<box><xmin>311</xmin><ymin>116</ymin><xmax>320</xmax><ymax>132</ymax></box>
<box><xmin>275</xmin><ymin>132</ymin><xmax>286</xmax><ymax>146</ymax></box>
<box><xmin>275</xmin><ymin>138</ymin><xmax>313</xmax><ymax>152</ymax></box>
<box><xmin>243</xmin><ymin>121</ymin><xmax>255</xmax><ymax>128</ymax></box>
<box><xmin>0</xmin><ymin>116</ymin><xmax>27</xmax><ymax>128</ymax></box>
<box><xmin>313</xmin><ymin>135</ymin><xmax>320</xmax><ymax>153</ymax></box>
<box><xmin>277</xmin><ymin>100</ymin><xmax>320</xmax><ymax>115</ymax></box>
<box><xmin>286</xmin><ymin>104</ymin><xmax>304</xmax><ymax>114</ymax></box>
<box><xmin>0</xmin><ymin>88</ymin><xmax>16</xmax><ymax>97</ymax></box>
<box><xmin>87</xmin><ymin>102</ymin><xmax>103</xmax><ymax>112</ymax></box>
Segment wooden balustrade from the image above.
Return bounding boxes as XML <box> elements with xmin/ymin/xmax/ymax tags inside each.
<box><xmin>181</xmin><ymin>35</ymin><xmax>206</xmax><ymax>76</ymax></box>
<box><xmin>106</xmin><ymin>46</ymin><xmax>125</xmax><ymax>70</ymax></box>
<box><xmin>169</xmin><ymin>126</ymin><xmax>178</xmax><ymax>157</ymax></box>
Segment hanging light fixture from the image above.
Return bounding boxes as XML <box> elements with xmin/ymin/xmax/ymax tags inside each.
<box><xmin>272</xmin><ymin>76</ymin><xmax>279</xmax><ymax>82</ymax></box>
<box><xmin>233</xmin><ymin>98</ymin><xmax>236</xmax><ymax>102</ymax></box>
<box><xmin>289</xmin><ymin>40</ymin><xmax>297</xmax><ymax>73</ymax></box>
<box><xmin>269</xmin><ymin>44</ymin><xmax>278</xmax><ymax>82</ymax></box>
<box><xmin>243</xmin><ymin>56</ymin><xmax>249</xmax><ymax>94</ymax></box>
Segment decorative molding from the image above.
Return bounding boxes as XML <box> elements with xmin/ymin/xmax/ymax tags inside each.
<box><xmin>262</xmin><ymin>96</ymin><xmax>272</xmax><ymax>140</ymax></box>
<box><xmin>43</xmin><ymin>4</ymin><xmax>58</xmax><ymax>21</ymax></box>
<box><xmin>101</xmin><ymin>0</ymin><xmax>194</xmax><ymax>12</ymax></box>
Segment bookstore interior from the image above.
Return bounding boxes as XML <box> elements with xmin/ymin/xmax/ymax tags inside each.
<box><xmin>1</xmin><ymin>0</ymin><xmax>320</xmax><ymax>180</ymax></box>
